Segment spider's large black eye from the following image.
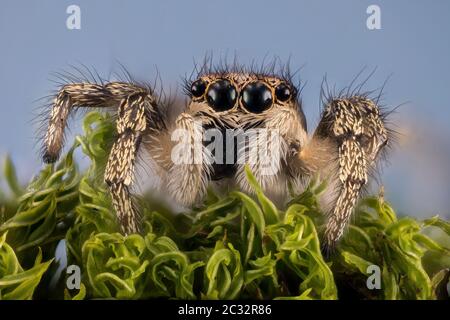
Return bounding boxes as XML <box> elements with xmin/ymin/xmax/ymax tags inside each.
<box><xmin>275</xmin><ymin>83</ymin><xmax>292</xmax><ymax>102</ymax></box>
<box><xmin>191</xmin><ymin>79</ymin><xmax>207</xmax><ymax>98</ymax></box>
<box><xmin>206</xmin><ymin>79</ymin><xmax>237</xmax><ymax>111</ymax></box>
<box><xmin>241</xmin><ymin>82</ymin><xmax>273</xmax><ymax>113</ymax></box>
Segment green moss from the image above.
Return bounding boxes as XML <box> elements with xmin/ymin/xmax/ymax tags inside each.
<box><xmin>0</xmin><ymin>111</ymin><xmax>449</xmax><ymax>300</ymax></box>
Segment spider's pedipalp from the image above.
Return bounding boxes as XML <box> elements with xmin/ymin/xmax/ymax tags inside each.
<box><xmin>165</xmin><ymin>112</ymin><xmax>213</xmax><ymax>206</ymax></box>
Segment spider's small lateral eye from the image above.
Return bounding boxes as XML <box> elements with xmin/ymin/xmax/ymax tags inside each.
<box><xmin>191</xmin><ymin>79</ymin><xmax>207</xmax><ymax>98</ymax></box>
<box><xmin>241</xmin><ymin>82</ymin><xmax>273</xmax><ymax>114</ymax></box>
<box><xmin>206</xmin><ymin>79</ymin><xmax>237</xmax><ymax>112</ymax></box>
<box><xmin>275</xmin><ymin>83</ymin><xmax>293</xmax><ymax>102</ymax></box>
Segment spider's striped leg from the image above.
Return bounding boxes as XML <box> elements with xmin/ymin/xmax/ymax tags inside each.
<box><xmin>104</xmin><ymin>92</ymin><xmax>157</xmax><ymax>234</ymax></box>
<box><xmin>313</xmin><ymin>96</ymin><xmax>388</xmax><ymax>250</ymax></box>
<box><xmin>43</xmin><ymin>82</ymin><xmax>151</xmax><ymax>163</ymax></box>
<box><xmin>43</xmin><ymin>81</ymin><xmax>166</xmax><ymax>234</ymax></box>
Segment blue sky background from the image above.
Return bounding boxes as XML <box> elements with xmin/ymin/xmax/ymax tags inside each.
<box><xmin>1</xmin><ymin>0</ymin><xmax>449</xmax><ymax>219</ymax></box>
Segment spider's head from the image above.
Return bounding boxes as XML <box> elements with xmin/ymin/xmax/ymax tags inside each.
<box><xmin>182</xmin><ymin>70</ymin><xmax>308</xmax><ymax>181</ymax></box>
<box><xmin>184</xmin><ymin>72</ymin><xmax>306</xmax><ymax>130</ymax></box>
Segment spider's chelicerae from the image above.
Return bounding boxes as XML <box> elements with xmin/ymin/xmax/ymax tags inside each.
<box><xmin>41</xmin><ymin>62</ymin><xmax>391</xmax><ymax>250</ymax></box>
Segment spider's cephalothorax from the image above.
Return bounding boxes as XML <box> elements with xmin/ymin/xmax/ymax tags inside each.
<box><xmin>41</xmin><ymin>63</ymin><xmax>390</xmax><ymax>250</ymax></box>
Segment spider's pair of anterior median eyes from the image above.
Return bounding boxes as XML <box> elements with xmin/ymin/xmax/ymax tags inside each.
<box><xmin>190</xmin><ymin>79</ymin><xmax>295</xmax><ymax>113</ymax></box>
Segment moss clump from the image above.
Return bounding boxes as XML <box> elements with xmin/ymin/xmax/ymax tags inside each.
<box><xmin>0</xmin><ymin>112</ymin><xmax>449</xmax><ymax>300</ymax></box>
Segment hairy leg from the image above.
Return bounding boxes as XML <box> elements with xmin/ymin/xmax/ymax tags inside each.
<box><xmin>43</xmin><ymin>82</ymin><xmax>161</xmax><ymax>162</ymax></box>
<box><xmin>104</xmin><ymin>92</ymin><xmax>153</xmax><ymax>234</ymax></box>
<box><xmin>299</xmin><ymin>96</ymin><xmax>388</xmax><ymax>250</ymax></box>
<box><xmin>43</xmin><ymin>81</ymin><xmax>165</xmax><ymax>234</ymax></box>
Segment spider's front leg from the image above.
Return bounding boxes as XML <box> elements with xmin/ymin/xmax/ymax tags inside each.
<box><xmin>42</xmin><ymin>82</ymin><xmax>165</xmax><ymax>234</ymax></box>
<box><xmin>104</xmin><ymin>92</ymin><xmax>156</xmax><ymax>234</ymax></box>
<box><xmin>300</xmin><ymin>96</ymin><xmax>388</xmax><ymax>250</ymax></box>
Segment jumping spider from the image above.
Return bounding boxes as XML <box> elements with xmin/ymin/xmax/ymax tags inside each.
<box><xmin>41</xmin><ymin>62</ymin><xmax>390</xmax><ymax>249</ymax></box>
